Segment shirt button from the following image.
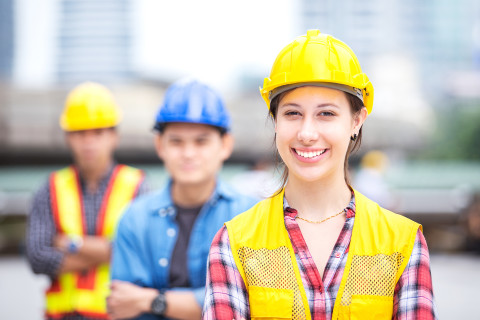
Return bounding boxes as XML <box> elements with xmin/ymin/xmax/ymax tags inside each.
<box><xmin>167</xmin><ymin>206</ymin><xmax>175</xmax><ymax>216</ymax></box>
<box><xmin>158</xmin><ymin>258</ymin><xmax>168</xmax><ymax>267</ymax></box>
<box><xmin>158</xmin><ymin>208</ymin><xmax>166</xmax><ymax>217</ymax></box>
<box><xmin>167</xmin><ymin>228</ymin><xmax>176</xmax><ymax>237</ymax></box>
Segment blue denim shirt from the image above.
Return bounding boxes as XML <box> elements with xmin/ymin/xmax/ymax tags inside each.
<box><xmin>111</xmin><ymin>179</ymin><xmax>257</xmax><ymax>319</ymax></box>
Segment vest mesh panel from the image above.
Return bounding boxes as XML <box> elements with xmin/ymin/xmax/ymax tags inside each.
<box><xmin>340</xmin><ymin>252</ymin><xmax>405</xmax><ymax>306</ymax></box>
<box><xmin>238</xmin><ymin>246</ymin><xmax>306</xmax><ymax>319</ymax></box>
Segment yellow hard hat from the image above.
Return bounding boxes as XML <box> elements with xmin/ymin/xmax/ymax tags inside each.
<box><xmin>60</xmin><ymin>82</ymin><xmax>122</xmax><ymax>131</ymax></box>
<box><xmin>260</xmin><ymin>30</ymin><xmax>374</xmax><ymax>114</ymax></box>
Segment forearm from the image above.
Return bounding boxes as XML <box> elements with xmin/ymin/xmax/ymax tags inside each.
<box><xmin>164</xmin><ymin>291</ymin><xmax>202</xmax><ymax>320</ymax></box>
<box><xmin>77</xmin><ymin>236</ymin><xmax>111</xmax><ymax>263</ymax></box>
<box><xmin>108</xmin><ymin>279</ymin><xmax>202</xmax><ymax>320</ymax></box>
<box><xmin>58</xmin><ymin>253</ymin><xmax>98</xmax><ymax>274</ymax></box>
<box><xmin>55</xmin><ymin>235</ymin><xmax>111</xmax><ymax>274</ymax></box>
<box><xmin>107</xmin><ymin>280</ymin><xmax>159</xmax><ymax>320</ymax></box>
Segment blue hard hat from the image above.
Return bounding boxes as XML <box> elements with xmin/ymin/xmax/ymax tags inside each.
<box><xmin>154</xmin><ymin>78</ymin><xmax>231</xmax><ymax>133</ymax></box>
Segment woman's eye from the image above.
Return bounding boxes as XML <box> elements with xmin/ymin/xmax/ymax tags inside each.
<box><xmin>285</xmin><ymin>111</ymin><xmax>301</xmax><ymax>116</ymax></box>
<box><xmin>319</xmin><ymin>111</ymin><xmax>335</xmax><ymax>117</ymax></box>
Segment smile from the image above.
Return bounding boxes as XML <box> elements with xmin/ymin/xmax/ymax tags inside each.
<box><xmin>294</xmin><ymin>149</ymin><xmax>327</xmax><ymax>159</ymax></box>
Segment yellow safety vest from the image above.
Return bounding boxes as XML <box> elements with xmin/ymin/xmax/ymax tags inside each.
<box><xmin>225</xmin><ymin>189</ymin><xmax>420</xmax><ymax>320</ymax></box>
<box><xmin>46</xmin><ymin>165</ymin><xmax>144</xmax><ymax>319</ymax></box>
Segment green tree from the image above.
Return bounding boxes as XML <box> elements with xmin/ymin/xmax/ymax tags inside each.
<box><xmin>420</xmin><ymin>100</ymin><xmax>480</xmax><ymax>160</ymax></box>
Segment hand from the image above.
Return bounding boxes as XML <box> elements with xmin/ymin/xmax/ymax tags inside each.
<box><xmin>107</xmin><ymin>280</ymin><xmax>158</xmax><ymax>320</ymax></box>
<box><xmin>53</xmin><ymin>234</ymin><xmax>70</xmax><ymax>252</ymax></box>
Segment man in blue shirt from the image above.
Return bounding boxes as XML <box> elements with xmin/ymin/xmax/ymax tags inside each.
<box><xmin>107</xmin><ymin>79</ymin><xmax>258</xmax><ymax>320</ymax></box>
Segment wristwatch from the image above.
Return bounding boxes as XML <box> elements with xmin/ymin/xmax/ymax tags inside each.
<box><xmin>151</xmin><ymin>291</ymin><xmax>167</xmax><ymax>315</ymax></box>
<box><xmin>67</xmin><ymin>236</ymin><xmax>83</xmax><ymax>254</ymax></box>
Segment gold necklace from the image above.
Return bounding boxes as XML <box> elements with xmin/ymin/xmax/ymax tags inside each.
<box><xmin>295</xmin><ymin>209</ymin><xmax>345</xmax><ymax>224</ymax></box>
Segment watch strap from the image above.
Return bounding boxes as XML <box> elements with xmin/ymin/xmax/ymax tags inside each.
<box><xmin>151</xmin><ymin>290</ymin><xmax>167</xmax><ymax>315</ymax></box>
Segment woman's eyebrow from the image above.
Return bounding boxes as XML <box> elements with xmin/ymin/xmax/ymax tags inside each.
<box><xmin>279</xmin><ymin>102</ymin><xmax>340</xmax><ymax>109</ymax></box>
<box><xmin>316</xmin><ymin>103</ymin><xmax>340</xmax><ymax>109</ymax></box>
<box><xmin>279</xmin><ymin>102</ymin><xmax>301</xmax><ymax>109</ymax></box>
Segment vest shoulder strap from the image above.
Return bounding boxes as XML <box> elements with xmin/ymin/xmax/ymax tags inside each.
<box><xmin>331</xmin><ymin>190</ymin><xmax>421</xmax><ymax>319</ymax></box>
<box><xmin>352</xmin><ymin>190</ymin><xmax>421</xmax><ymax>256</ymax></box>
<box><xmin>50</xmin><ymin>166</ymin><xmax>84</xmax><ymax>235</ymax></box>
<box><xmin>225</xmin><ymin>190</ymin><xmax>311</xmax><ymax>319</ymax></box>
<box><xmin>97</xmin><ymin>165</ymin><xmax>144</xmax><ymax>237</ymax></box>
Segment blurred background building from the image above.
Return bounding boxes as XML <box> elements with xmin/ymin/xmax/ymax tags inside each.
<box><xmin>0</xmin><ymin>0</ymin><xmax>14</xmax><ymax>80</ymax></box>
<box><xmin>1</xmin><ymin>0</ymin><xmax>479</xmax><ymax>238</ymax></box>
<box><xmin>301</xmin><ymin>0</ymin><xmax>480</xmax><ymax>96</ymax></box>
<box><xmin>1</xmin><ymin>1</ymin><xmax>480</xmax><ymax>317</ymax></box>
<box><xmin>1</xmin><ymin>0</ymin><xmax>479</xmax><ymax>161</ymax></box>
<box><xmin>57</xmin><ymin>0</ymin><xmax>134</xmax><ymax>84</ymax></box>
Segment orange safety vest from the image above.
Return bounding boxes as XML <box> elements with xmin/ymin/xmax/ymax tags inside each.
<box><xmin>225</xmin><ymin>189</ymin><xmax>421</xmax><ymax>320</ymax></box>
<box><xmin>46</xmin><ymin>165</ymin><xmax>144</xmax><ymax>319</ymax></box>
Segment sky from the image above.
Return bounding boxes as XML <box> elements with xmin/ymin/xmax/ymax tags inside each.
<box><xmin>132</xmin><ymin>0</ymin><xmax>298</xmax><ymax>93</ymax></box>
<box><xmin>13</xmin><ymin>0</ymin><xmax>299</xmax><ymax>93</ymax></box>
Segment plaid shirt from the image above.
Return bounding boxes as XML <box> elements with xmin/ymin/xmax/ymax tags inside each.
<box><xmin>203</xmin><ymin>195</ymin><xmax>437</xmax><ymax>319</ymax></box>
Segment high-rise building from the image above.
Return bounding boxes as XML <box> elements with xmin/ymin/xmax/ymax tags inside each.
<box><xmin>57</xmin><ymin>0</ymin><xmax>133</xmax><ymax>84</ymax></box>
<box><xmin>0</xmin><ymin>0</ymin><xmax>14</xmax><ymax>80</ymax></box>
<box><xmin>299</xmin><ymin>0</ymin><xmax>479</xmax><ymax>96</ymax></box>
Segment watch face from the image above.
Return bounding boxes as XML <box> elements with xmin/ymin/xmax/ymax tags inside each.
<box><xmin>151</xmin><ymin>293</ymin><xmax>167</xmax><ymax>315</ymax></box>
<box><xmin>67</xmin><ymin>240</ymin><xmax>79</xmax><ymax>253</ymax></box>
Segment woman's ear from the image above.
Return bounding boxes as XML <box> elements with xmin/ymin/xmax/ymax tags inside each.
<box><xmin>353</xmin><ymin>107</ymin><xmax>368</xmax><ymax>132</ymax></box>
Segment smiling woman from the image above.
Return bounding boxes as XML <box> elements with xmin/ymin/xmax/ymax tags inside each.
<box><xmin>203</xmin><ymin>30</ymin><xmax>437</xmax><ymax>320</ymax></box>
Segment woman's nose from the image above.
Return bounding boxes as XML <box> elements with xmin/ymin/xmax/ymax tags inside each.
<box><xmin>297</xmin><ymin>119</ymin><xmax>319</xmax><ymax>143</ymax></box>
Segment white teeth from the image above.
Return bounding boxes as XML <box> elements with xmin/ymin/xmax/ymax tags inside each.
<box><xmin>296</xmin><ymin>149</ymin><xmax>325</xmax><ymax>158</ymax></box>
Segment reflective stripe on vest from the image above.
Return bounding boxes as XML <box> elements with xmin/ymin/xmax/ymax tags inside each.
<box><xmin>46</xmin><ymin>165</ymin><xmax>144</xmax><ymax>318</ymax></box>
<box><xmin>225</xmin><ymin>189</ymin><xmax>420</xmax><ymax>320</ymax></box>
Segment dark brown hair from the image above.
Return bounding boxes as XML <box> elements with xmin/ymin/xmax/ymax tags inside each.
<box><xmin>269</xmin><ymin>88</ymin><xmax>365</xmax><ymax>195</ymax></box>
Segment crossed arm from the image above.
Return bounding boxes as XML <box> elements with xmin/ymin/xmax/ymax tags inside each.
<box><xmin>53</xmin><ymin>234</ymin><xmax>111</xmax><ymax>273</ymax></box>
<box><xmin>107</xmin><ymin>280</ymin><xmax>201</xmax><ymax>320</ymax></box>
<box><xmin>26</xmin><ymin>184</ymin><xmax>111</xmax><ymax>277</ymax></box>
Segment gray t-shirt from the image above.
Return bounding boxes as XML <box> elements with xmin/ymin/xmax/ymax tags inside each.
<box><xmin>169</xmin><ymin>204</ymin><xmax>202</xmax><ymax>287</ymax></box>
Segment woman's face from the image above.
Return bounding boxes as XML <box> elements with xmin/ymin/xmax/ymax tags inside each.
<box><xmin>275</xmin><ymin>86</ymin><xmax>366</xmax><ymax>185</ymax></box>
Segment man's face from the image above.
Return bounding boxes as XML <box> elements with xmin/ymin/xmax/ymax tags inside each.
<box><xmin>155</xmin><ymin>123</ymin><xmax>233</xmax><ymax>187</ymax></box>
<box><xmin>66</xmin><ymin>128</ymin><xmax>118</xmax><ymax>171</ymax></box>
